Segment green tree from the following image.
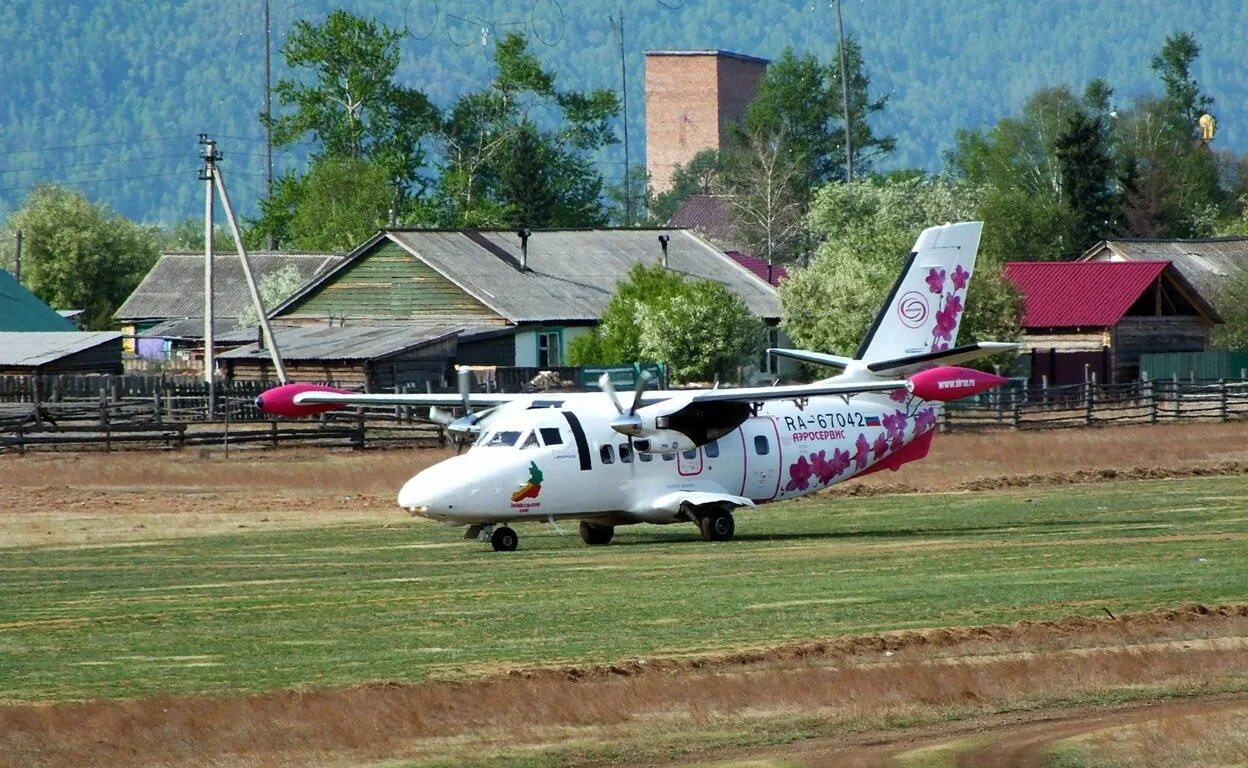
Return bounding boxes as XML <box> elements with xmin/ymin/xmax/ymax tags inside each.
<box><xmin>257</xmin><ymin>10</ymin><xmax>439</xmax><ymax>244</ymax></box>
<box><xmin>571</xmin><ymin>263</ymin><xmax>764</xmax><ymax>383</ymax></box>
<box><xmin>1151</xmin><ymin>32</ymin><xmax>1215</xmax><ymax>125</ymax></box>
<box><xmin>162</xmin><ymin>218</ymin><xmax>232</xmax><ymax>253</ymax></box>
<box><xmin>741</xmin><ymin>40</ymin><xmax>894</xmax><ymax>187</ymax></box>
<box><xmin>1054</xmin><ymin>87</ymin><xmax>1122</xmax><ymax>251</ymax></box>
<box><xmin>1211</xmin><ymin>272</ymin><xmax>1248</xmax><ymax>351</ymax></box>
<box><xmin>781</xmin><ymin>176</ymin><xmax>1020</xmax><ymax>359</ymax></box>
<box><xmin>4</xmin><ymin>186</ymin><xmax>160</xmax><ymax>330</ymax></box>
<box><xmin>235</xmin><ymin>263</ymin><xmax>307</xmax><ymax>329</ymax></box>
<box><xmin>649</xmin><ymin>148</ymin><xmax>722</xmax><ymax>223</ymax></box>
<box><xmin>287</xmin><ymin>155</ymin><xmax>393</xmax><ymax>251</ymax></box>
<box><xmin>436</xmin><ymin>32</ymin><xmax>618</xmax><ymax>228</ymax></box>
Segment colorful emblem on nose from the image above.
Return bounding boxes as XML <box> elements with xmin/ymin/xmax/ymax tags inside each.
<box><xmin>511</xmin><ymin>462</ymin><xmax>544</xmax><ymax>502</ymax></box>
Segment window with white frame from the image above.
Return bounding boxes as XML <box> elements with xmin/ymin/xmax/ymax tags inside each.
<box><xmin>537</xmin><ymin>330</ymin><xmax>562</xmax><ymax>367</ymax></box>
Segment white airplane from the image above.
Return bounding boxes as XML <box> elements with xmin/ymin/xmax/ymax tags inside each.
<box><xmin>258</xmin><ymin>222</ymin><xmax>1015</xmax><ymax>551</ymax></box>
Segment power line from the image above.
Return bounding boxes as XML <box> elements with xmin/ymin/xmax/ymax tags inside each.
<box><xmin>0</xmin><ymin>134</ymin><xmax>199</xmax><ymax>157</ymax></box>
<box><xmin>0</xmin><ymin>152</ymin><xmax>197</xmax><ymax>176</ymax></box>
<box><xmin>0</xmin><ymin>169</ymin><xmax>197</xmax><ymax>195</ymax></box>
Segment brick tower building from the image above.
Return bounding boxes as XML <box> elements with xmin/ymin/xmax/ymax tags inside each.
<box><xmin>644</xmin><ymin>50</ymin><xmax>769</xmax><ymax>193</ymax></box>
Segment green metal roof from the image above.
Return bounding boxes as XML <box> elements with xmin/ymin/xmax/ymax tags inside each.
<box><xmin>0</xmin><ymin>270</ymin><xmax>75</xmax><ymax>331</ymax></box>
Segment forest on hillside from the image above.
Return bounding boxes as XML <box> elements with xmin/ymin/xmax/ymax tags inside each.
<box><xmin>0</xmin><ymin>0</ymin><xmax>1246</xmax><ymax>224</ymax></box>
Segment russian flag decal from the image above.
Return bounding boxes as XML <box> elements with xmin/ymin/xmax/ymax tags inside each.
<box><xmin>864</xmin><ymin>415</ymin><xmax>881</xmax><ymax>427</ymax></box>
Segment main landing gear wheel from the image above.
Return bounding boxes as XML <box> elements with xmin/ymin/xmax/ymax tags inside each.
<box><xmin>699</xmin><ymin>509</ymin><xmax>735</xmax><ymax>542</ymax></box>
<box><xmin>579</xmin><ymin>522</ymin><xmax>615</xmax><ymax>546</ymax></box>
<box><xmin>491</xmin><ymin>526</ymin><xmax>519</xmax><ymax>552</ymax></box>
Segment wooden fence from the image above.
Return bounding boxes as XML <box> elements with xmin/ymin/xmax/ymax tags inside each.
<box><xmin>942</xmin><ymin>378</ymin><xmax>1248</xmax><ymax>431</ymax></box>
<box><xmin>0</xmin><ymin>374</ymin><xmax>444</xmax><ymax>454</ymax></box>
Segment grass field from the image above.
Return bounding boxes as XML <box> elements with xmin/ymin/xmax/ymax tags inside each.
<box><xmin>4</xmin><ymin>473</ymin><xmax>1248</xmax><ymax>704</ymax></box>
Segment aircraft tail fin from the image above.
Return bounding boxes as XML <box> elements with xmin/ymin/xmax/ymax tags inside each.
<box><xmin>855</xmin><ymin>222</ymin><xmax>983</xmax><ymax>365</ymax></box>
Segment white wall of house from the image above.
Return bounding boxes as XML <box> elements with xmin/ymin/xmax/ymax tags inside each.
<box><xmin>514</xmin><ymin>326</ymin><xmax>593</xmax><ymax>368</ymax></box>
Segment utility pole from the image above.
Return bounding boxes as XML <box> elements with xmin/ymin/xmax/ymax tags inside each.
<box><xmin>199</xmin><ymin>136</ymin><xmax>219</xmax><ymax>417</ymax></box>
<box><xmin>612</xmin><ymin>8</ymin><xmax>632</xmax><ymax>224</ymax></box>
<box><xmin>835</xmin><ymin>0</ymin><xmax>854</xmax><ymax>182</ymax></box>
<box><xmin>13</xmin><ymin>230</ymin><xmax>21</xmax><ymax>283</ymax></box>
<box><xmin>264</xmin><ymin>0</ymin><xmax>275</xmax><ymax>249</ymax></box>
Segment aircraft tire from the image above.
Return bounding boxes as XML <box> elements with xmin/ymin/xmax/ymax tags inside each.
<box><xmin>699</xmin><ymin>509</ymin><xmax>735</xmax><ymax>542</ymax></box>
<box><xmin>579</xmin><ymin>522</ymin><xmax>614</xmax><ymax>546</ymax></box>
<box><xmin>491</xmin><ymin>526</ymin><xmax>519</xmax><ymax>552</ymax></box>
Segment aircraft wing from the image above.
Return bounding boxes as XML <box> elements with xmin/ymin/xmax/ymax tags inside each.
<box><xmin>292</xmin><ymin>391</ymin><xmax>525</xmax><ymax>408</ymax></box>
<box><xmin>679</xmin><ymin>379</ymin><xmax>908</xmax><ymax>404</ymax></box>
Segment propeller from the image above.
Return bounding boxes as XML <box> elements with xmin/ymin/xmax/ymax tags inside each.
<box><xmin>429</xmin><ymin>367</ymin><xmax>488</xmax><ymax>454</ymax></box>
<box><xmin>598</xmin><ymin>370</ymin><xmax>651</xmax><ymax>438</ymax></box>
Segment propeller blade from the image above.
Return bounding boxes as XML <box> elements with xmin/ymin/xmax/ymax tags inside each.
<box><xmin>457</xmin><ymin>367</ymin><xmax>473</xmax><ymax>415</ymax></box>
<box><xmin>629</xmin><ymin>371</ymin><xmax>651</xmax><ymax>415</ymax></box>
<box><xmin>428</xmin><ymin>405</ymin><xmax>456</xmax><ymax>426</ymax></box>
<box><xmin>599</xmin><ymin>372</ymin><xmax>624</xmax><ymax>414</ymax></box>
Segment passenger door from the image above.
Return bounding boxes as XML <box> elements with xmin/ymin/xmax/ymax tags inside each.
<box><xmin>739</xmin><ymin>418</ymin><xmax>781</xmax><ymax>500</ymax></box>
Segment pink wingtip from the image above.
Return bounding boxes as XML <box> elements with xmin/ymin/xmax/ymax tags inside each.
<box><xmin>907</xmin><ymin>366</ymin><xmax>1008</xmax><ymax>402</ymax></box>
<box><xmin>255</xmin><ymin>383</ymin><xmax>352</xmax><ymax>417</ymax></box>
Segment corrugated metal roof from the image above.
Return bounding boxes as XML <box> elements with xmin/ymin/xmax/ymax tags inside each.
<box><xmin>0</xmin><ymin>270</ymin><xmax>76</xmax><ymax>331</ymax></box>
<box><xmin>1080</xmin><ymin>238</ymin><xmax>1248</xmax><ymax>300</ymax></box>
<box><xmin>374</xmin><ymin>229</ymin><xmax>780</xmax><ymax>322</ymax></box>
<box><xmin>1003</xmin><ymin>261</ymin><xmax>1170</xmax><ymax>328</ymax></box>
<box><xmin>217</xmin><ymin>325</ymin><xmax>458</xmax><ymax>362</ymax></box>
<box><xmin>0</xmin><ymin>332</ymin><xmax>122</xmax><ymax>366</ymax></box>
<box><xmin>115</xmin><ymin>252</ymin><xmax>345</xmax><ymax>321</ymax></box>
<box><xmin>138</xmin><ymin>317</ymin><xmax>242</xmax><ymax>340</ymax></box>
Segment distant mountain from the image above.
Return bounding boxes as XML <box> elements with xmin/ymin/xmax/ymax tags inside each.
<box><xmin>1</xmin><ymin>0</ymin><xmax>1245</xmax><ymax>224</ymax></box>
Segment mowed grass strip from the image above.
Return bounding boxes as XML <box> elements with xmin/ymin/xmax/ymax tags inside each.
<box><xmin>2</xmin><ymin>476</ymin><xmax>1247</xmax><ymax>702</ymax></box>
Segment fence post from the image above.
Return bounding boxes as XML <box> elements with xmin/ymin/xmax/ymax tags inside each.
<box><xmin>1172</xmin><ymin>373</ymin><xmax>1181</xmax><ymax>420</ymax></box>
<box><xmin>1220</xmin><ymin>378</ymin><xmax>1229</xmax><ymax>422</ymax></box>
<box><xmin>1148</xmin><ymin>378</ymin><xmax>1157</xmax><ymax>424</ymax></box>
<box><xmin>99</xmin><ymin>390</ymin><xmax>112</xmax><ymax>452</ymax></box>
<box><xmin>1041</xmin><ymin>375</ymin><xmax>1049</xmax><ymax>408</ymax></box>
<box><xmin>1085</xmin><ymin>373</ymin><xmax>1096</xmax><ymax>426</ymax></box>
<box><xmin>1011</xmin><ymin>388</ymin><xmax>1021</xmax><ymax>428</ymax></box>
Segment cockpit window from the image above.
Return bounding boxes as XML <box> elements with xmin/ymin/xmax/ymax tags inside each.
<box><xmin>539</xmin><ymin>427</ymin><xmax>563</xmax><ymax>446</ymax></box>
<box><xmin>519</xmin><ymin>431</ymin><xmax>539</xmax><ymax>450</ymax></box>
<box><xmin>483</xmin><ymin>430</ymin><xmax>522</xmax><ymax>447</ymax></box>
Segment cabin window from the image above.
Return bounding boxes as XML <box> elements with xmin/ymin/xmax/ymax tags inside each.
<box><xmin>537</xmin><ymin>330</ymin><xmax>562</xmax><ymax>367</ymax></box>
<box><xmin>681</xmin><ymin>449</ymin><xmax>698</xmax><ymax>460</ymax></box>
<box><xmin>705</xmin><ymin>440</ymin><xmax>720</xmax><ymax>458</ymax></box>
<box><xmin>638</xmin><ymin>450</ymin><xmax>653</xmax><ymax>463</ymax></box>
<box><xmin>539</xmin><ymin>427</ymin><xmax>563</xmax><ymax>446</ymax></box>
<box><xmin>619</xmin><ymin>443</ymin><xmax>632</xmax><ymax>463</ymax></box>
<box><xmin>519</xmin><ymin>431</ymin><xmax>539</xmax><ymax>450</ymax></box>
<box><xmin>661</xmin><ymin>452</ymin><xmax>675</xmax><ymax>461</ymax></box>
<box><xmin>484</xmin><ymin>431</ymin><xmax>522</xmax><ymax>447</ymax></box>
<box><xmin>599</xmin><ymin>444</ymin><xmax>615</xmax><ymax>465</ymax></box>
<box><xmin>754</xmin><ymin>435</ymin><xmax>770</xmax><ymax>455</ymax></box>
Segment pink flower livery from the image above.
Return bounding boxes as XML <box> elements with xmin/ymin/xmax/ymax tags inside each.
<box><xmin>871</xmin><ymin>433</ymin><xmax>889</xmax><ymax>460</ymax></box>
<box><xmin>925</xmin><ymin>267</ymin><xmax>946</xmax><ymax>294</ymax></box>
<box><xmin>951</xmin><ymin>264</ymin><xmax>970</xmax><ymax>291</ymax></box>
<box><xmin>785</xmin><ymin>455</ymin><xmax>813</xmax><ymax>491</ymax></box>
<box><xmin>853</xmin><ymin>433</ymin><xmax>871</xmax><ymax>470</ymax></box>
<box><xmin>914</xmin><ymin>406</ymin><xmax>938</xmax><ymax>434</ymax></box>
<box><xmin>890</xmin><ymin>387</ymin><xmax>909</xmax><ymax>403</ymax></box>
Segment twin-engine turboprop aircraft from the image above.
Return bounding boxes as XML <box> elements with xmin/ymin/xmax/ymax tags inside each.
<box><xmin>258</xmin><ymin>222</ymin><xmax>1015</xmax><ymax>551</ymax></box>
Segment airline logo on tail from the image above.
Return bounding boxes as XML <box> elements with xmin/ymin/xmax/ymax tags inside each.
<box><xmin>897</xmin><ymin>292</ymin><xmax>929</xmax><ymax>328</ymax></box>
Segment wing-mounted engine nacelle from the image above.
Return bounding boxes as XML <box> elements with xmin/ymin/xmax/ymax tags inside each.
<box><xmin>611</xmin><ymin>400</ymin><xmax>751</xmax><ymax>453</ymax></box>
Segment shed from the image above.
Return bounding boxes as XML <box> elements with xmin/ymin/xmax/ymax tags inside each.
<box><xmin>1003</xmin><ymin>261</ymin><xmax>1221</xmax><ymax>385</ymax></box>
<box><xmin>218</xmin><ymin>325</ymin><xmax>458</xmax><ymax>391</ymax></box>
<box><xmin>0</xmin><ymin>332</ymin><xmax>124</xmax><ymax>375</ymax></box>
<box><xmin>0</xmin><ymin>270</ymin><xmax>76</xmax><ymax>332</ymax></box>
<box><xmin>1078</xmin><ymin>237</ymin><xmax>1248</xmax><ymax>312</ymax></box>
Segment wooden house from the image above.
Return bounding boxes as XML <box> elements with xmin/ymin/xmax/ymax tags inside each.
<box><xmin>114</xmin><ymin>251</ymin><xmax>344</xmax><ymax>354</ymax></box>
<box><xmin>1079</xmin><ymin>237</ymin><xmax>1248</xmax><ymax>313</ymax></box>
<box><xmin>0</xmin><ymin>332</ymin><xmax>124</xmax><ymax>376</ymax></box>
<box><xmin>270</xmin><ymin>228</ymin><xmax>782</xmax><ymax>371</ymax></box>
<box><xmin>218</xmin><ymin>325</ymin><xmax>458</xmax><ymax>391</ymax></box>
<box><xmin>1003</xmin><ymin>261</ymin><xmax>1221</xmax><ymax>385</ymax></box>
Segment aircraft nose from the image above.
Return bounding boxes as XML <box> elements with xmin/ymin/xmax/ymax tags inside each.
<box><xmin>397</xmin><ymin>457</ymin><xmax>473</xmax><ymax>515</ymax></box>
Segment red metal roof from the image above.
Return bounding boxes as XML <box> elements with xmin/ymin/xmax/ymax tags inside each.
<box><xmin>1002</xmin><ymin>261</ymin><xmax>1170</xmax><ymax>328</ymax></box>
<box><xmin>726</xmin><ymin>251</ymin><xmax>788</xmax><ymax>286</ymax></box>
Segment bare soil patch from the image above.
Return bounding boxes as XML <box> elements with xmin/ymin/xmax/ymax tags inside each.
<box><xmin>3</xmin><ymin>604</ymin><xmax>1247</xmax><ymax>768</ymax></box>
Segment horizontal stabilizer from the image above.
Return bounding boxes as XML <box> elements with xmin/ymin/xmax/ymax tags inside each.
<box><xmin>767</xmin><ymin>348</ymin><xmax>854</xmax><ymax>369</ymax></box>
<box><xmin>866</xmin><ymin>342</ymin><xmax>1018</xmax><ymax>377</ymax></box>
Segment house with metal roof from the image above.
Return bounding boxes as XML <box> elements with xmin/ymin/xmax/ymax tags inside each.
<box><xmin>217</xmin><ymin>325</ymin><xmax>458</xmax><ymax>391</ymax></box>
<box><xmin>0</xmin><ymin>270</ymin><xmax>76</xmax><ymax>332</ymax></box>
<box><xmin>1078</xmin><ymin>237</ymin><xmax>1248</xmax><ymax>312</ymax></box>
<box><xmin>270</xmin><ymin>228</ymin><xmax>782</xmax><ymax>371</ymax></box>
<box><xmin>1003</xmin><ymin>261</ymin><xmax>1221</xmax><ymax>385</ymax></box>
<box><xmin>0</xmin><ymin>332</ymin><xmax>123</xmax><ymax>375</ymax></box>
<box><xmin>113</xmin><ymin>251</ymin><xmax>345</xmax><ymax>354</ymax></box>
